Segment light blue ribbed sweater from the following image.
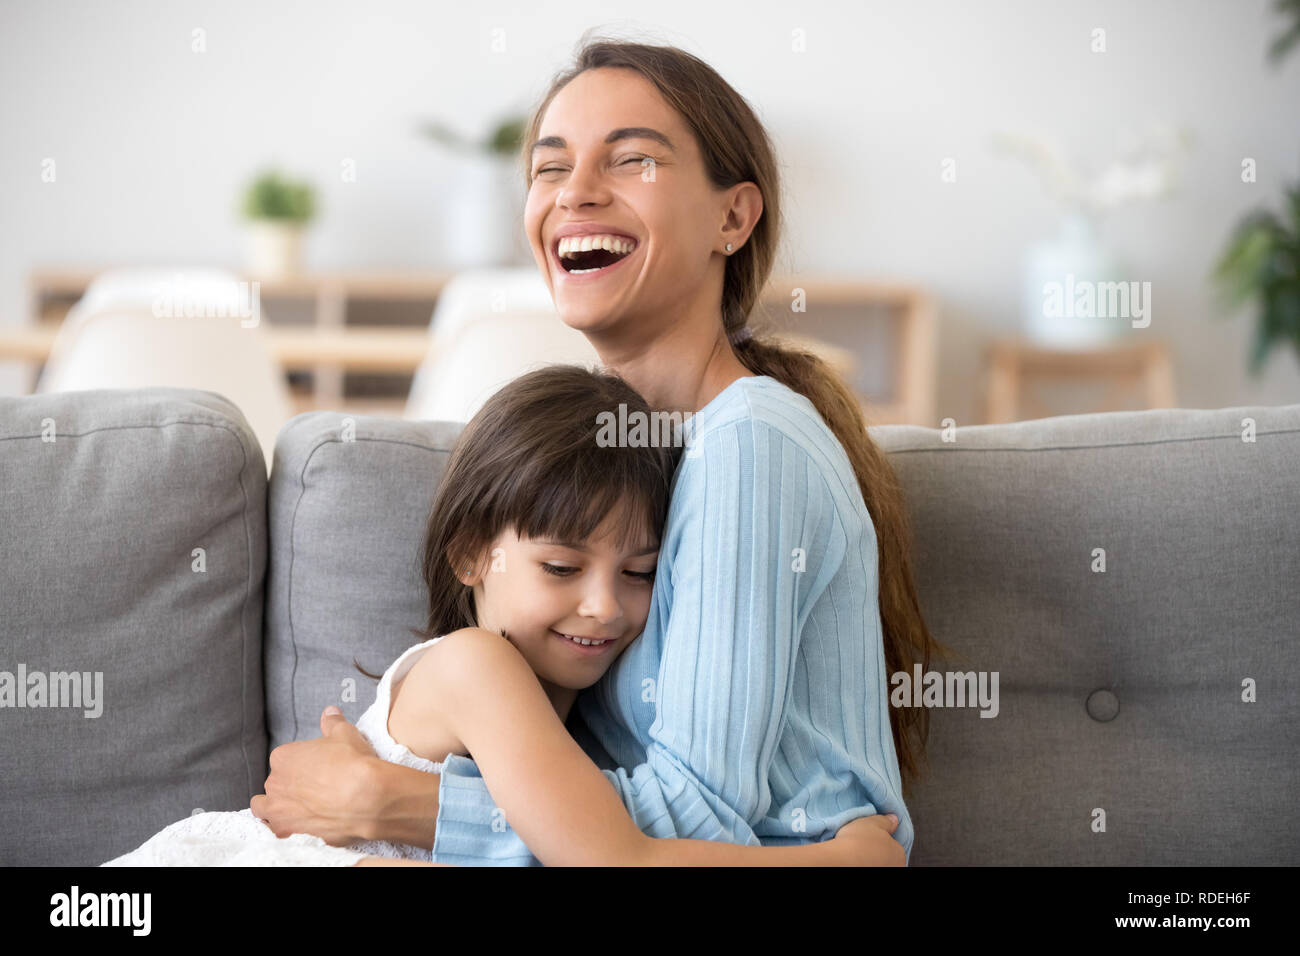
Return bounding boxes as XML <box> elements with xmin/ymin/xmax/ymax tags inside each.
<box><xmin>431</xmin><ymin>374</ymin><xmax>914</xmax><ymax>865</ymax></box>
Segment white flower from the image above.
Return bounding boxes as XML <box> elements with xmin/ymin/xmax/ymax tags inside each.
<box><xmin>993</xmin><ymin>124</ymin><xmax>1193</xmax><ymax>215</ymax></box>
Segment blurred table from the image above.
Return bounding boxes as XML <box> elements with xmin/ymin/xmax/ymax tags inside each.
<box><xmin>984</xmin><ymin>337</ymin><xmax>1177</xmax><ymax>424</ymax></box>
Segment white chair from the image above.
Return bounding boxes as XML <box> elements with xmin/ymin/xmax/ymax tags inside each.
<box><xmin>66</xmin><ymin>268</ymin><xmax>255</xmax><ymax>325</ymax></box>
<box><xmin>404</xmin><ymin>268</ymin><xmax>601</xmax><ymax>424</ymax></box>
<box><xmin>37</xmin><ymin>269</ymin><xmax>293</xmax><ymax>472</ymax></box>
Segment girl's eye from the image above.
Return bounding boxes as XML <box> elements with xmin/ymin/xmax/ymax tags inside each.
<box><xmin>540</xmin><ymin>564</ymin><xmax>655</xmax><ymax>581</ymax></box>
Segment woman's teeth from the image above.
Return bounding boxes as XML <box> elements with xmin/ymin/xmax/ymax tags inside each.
<box><xmin>558</xmin><ymin>234</ymin><xmax>637</xmax><ymax>274</ymax></box>
<box><xmin>558</xmin><ymin>235</ymin><xmax>636</xmax><ymax>256</ymax></box>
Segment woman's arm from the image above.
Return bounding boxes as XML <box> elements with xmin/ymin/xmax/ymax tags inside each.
<box><xmin>252</xmin><ymin>709</ymin><xmax>441</xmax><ymax>849</ymax></box>
<box><xmin>390</xmin><ymin>627</ymin><xmax>901</xmax><ymax>866</ymax></box>
<box><xmin>352</xmin><ymin>815</ymin><xmax>902</xmax><ymax>866</ymax></box>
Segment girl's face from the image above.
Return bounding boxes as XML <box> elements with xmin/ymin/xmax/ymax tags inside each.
<box><xmin>463</xmin><ymin>505</ymin><xmax>659</xmax><ymax>691</ymax></box>
<box><xmin>524</xmin><ymin>66</ymin><xmax>740</xmax><ymax>345</ymax></box>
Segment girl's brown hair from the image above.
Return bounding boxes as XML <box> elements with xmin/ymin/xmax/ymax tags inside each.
<box><xmin>519</xmin><ymin>33</ymin><xmax>949</xmax><ymax>796</ymax></box>
<box><xmin>409</xmin><ymin>363</ymin><xmax>679</xmax><ymax>649</ymax></box>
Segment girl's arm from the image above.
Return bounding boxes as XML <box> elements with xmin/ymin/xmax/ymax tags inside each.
<box><xmin>638</xmin><ymin>813</ymin><xmax>903</xmax><ymax>866</ymax></box>
<box><xmin>351</xmin><ymin>812</ymin><xmax>901</xmax><ymax>866</ymax></box>
<box><xmin>386</xmin><ymin>627</ymin><xmax>900</xmax><ymax>866</ymax></box>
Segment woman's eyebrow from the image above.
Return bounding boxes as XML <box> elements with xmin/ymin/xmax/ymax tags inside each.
<box><xmin>530</xmin><ymin>127</ymin><xmax>676</xmax><ymax>155</ymax></box>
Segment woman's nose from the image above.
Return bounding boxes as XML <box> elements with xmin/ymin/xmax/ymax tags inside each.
<box><xmin>557</xmin><ymin>160</ymin><xmax>609</xmax><ymax>210</ymax></box>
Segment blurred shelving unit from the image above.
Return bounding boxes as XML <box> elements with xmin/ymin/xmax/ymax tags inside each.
<box><xmin>15</xmin><ymin>267</ymin><xmax>936</xmax><ymax>424</ymax></box>
<box><xmin>983</xmin><ymin>337</ymin><xmax>1177</xmax><ymax>424</ymax></box>
<box><xmin>24</xmin><ymin>267</ymin><xmax>453</xmax><ymax>416</ymax></box>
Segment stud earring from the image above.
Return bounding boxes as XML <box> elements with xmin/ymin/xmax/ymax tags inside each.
<box><xmin>725</xmin><ymin>243</ymin><xmax>733</xmax><ymax>253</ymax></box>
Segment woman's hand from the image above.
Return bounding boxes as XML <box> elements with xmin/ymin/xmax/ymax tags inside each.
<box><xmin>829</xmin><ymin>813</ymin><xmax>907</xmax><ymax>866</ymax></box>
<box><xmin>251</xmin><ymin>706</ymin><xmax>388</xmax><ymax>847</ymax></box>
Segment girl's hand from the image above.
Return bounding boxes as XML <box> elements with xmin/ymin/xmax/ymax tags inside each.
<box><xmin>829</xmin><ymin>813</ymin><xmax>907</xmax><ymax>866</ymax></box>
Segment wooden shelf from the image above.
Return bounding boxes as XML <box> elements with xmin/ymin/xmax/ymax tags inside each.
<box><xmin>25</xmin><ymin>266</ymin><xmax>457</xmax><ymax>300</ymax></box>
<box><xmin>287</xmin><ymin>389</ymin><xmax>408</xmax><ymax>419</ymax></box>
<box><xmin>13</xmin><ymin>267</ymin><xmax>938</xmax><ymax>425</ymax></box>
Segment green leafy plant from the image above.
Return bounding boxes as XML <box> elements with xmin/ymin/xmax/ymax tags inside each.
<box><xmin>1267</xmin><ymin>0</ymin><xmax>1300</xmax><ymax>63</ymax></box>
<box><xmin>1213</xmin><ymin>185</ymin><xmax>1300</xmax><ymax>373</ymax></box>
<box><xmin>241</xmin><ymin>170</ymin><xmax>316</xmax><ymax>223</ymax></box>
<box><xmin>418</xmin><ymin>116</ymin><xmax>526</xmax><ymax>158</ymax></box>
<box><xmin>1212</xmin><ymin>0</ymin><xmax>1300</xmax><ymax>375</ymax></box>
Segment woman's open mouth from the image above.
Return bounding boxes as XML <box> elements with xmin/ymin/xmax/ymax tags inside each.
<box><xmin>553</xmin><ymin>235</ymin><xmax>639</xmax><ymax>282</ymax></box>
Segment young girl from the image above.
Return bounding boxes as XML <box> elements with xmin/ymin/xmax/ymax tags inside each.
<box><xmin>103</xmin><ymin>365</ymin><xmax>902</xmax><ymax>866</ymax></box>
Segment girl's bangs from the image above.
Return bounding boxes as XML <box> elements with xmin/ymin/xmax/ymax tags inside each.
<box><xmin>511</xmin><ymin>459</ymin><xmax>663</xmax><ymax>555</ymax></box>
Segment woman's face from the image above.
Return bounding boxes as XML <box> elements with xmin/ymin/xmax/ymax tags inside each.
<box><xmin>524</xmin><ymin>66</ymin><xmax>738</xmax><ymax>343</ymax></box>
<box><xmin>465</xmin><ymin>506</ymin><xmax>659</xmax><ymax>690</ymax></box>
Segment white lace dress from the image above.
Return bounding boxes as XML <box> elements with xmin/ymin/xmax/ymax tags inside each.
<box><xmin>102</xmin><ymin>636</ymin><xmax>451</xmax><ymax>866</ymax></box>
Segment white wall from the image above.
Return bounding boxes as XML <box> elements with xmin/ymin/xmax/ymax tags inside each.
<box><xmin>2</xmin><ymin>0</ymin><xmax>1297</xmax><ymax>423</ymax></box>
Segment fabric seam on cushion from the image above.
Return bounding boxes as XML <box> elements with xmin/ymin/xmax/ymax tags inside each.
<box><xmin>882</xmin><ymin>425</ymin><xmax>1300</xmax><ymax>455</ymax></box>
<box><xmin>285</xmin><ymin>431</ymin><xmax>451</xmax><ymax>742</ymax></box>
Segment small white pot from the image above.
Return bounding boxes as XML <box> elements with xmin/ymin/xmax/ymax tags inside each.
<box><xmin>1022</xmin><ymin>214</ymin><xmax>1129</xmax><ymax>347</ymax></box>
<box><xmin>245</xmin><ymin>220</ymin><xmax>305</xmax><ymax>277</ymax></box>
<box><xmin>443</xmin><ymin>154</ymin><xmax>527</xmax><ymax>268</ymax></box>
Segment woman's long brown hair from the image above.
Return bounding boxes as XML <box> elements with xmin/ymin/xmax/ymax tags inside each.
<box><xmin>518</xmin><ymin>33</ymin><xmax>949</xmax><ymax>796</ymax></box>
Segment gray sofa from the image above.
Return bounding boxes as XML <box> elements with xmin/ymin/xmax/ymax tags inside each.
<box><xmin>2</xmin><ymin>386</ymin><xmax>1297</xmax><ymax>866</ymax></box>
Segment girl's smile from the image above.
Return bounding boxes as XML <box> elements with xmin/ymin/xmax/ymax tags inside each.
<box><xmin>549</xmin><ymin>628</ymin><xmax>621</xmax><ymax>654</ymax></box>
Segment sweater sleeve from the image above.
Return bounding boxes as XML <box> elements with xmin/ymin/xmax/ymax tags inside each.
<box><xmin>429</xmin><ymin>417</ymin><xmax>849</xmax><ymax>865</ymax></box>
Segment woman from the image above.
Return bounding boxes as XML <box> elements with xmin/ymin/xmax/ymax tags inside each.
<box><xmin>253</xmin><ymin>35</ymin><xmax>942</xmax><ymax>865</ymax></box>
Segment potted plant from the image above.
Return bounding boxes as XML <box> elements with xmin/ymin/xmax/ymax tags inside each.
<box><xmin>993</xmin><ymin>125</ymin><xmax>1192</xmax><ymax>348</ymax></box>
<box><xmin>1213</xmin><ymin>185</ymin><xmax>1300</xmax><ymax>374</ymax></box>
<box><xmin>240</xmin><ymin>170</ymin><xmax>316</xmax><ymax>276</ymax></box>
<box><xmin>420</xmin><ymin>115</ymin><xmax>528</xmax><ymax>268</ymax></box>
<box><xmin>1211</xmin><ymin>1</ymin><xmax>1300</xmax><ymax>375</ymax></box>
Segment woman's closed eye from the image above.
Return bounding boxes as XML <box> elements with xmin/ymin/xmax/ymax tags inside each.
<box><xmin>541</xmin><ymin>563</ymin><xmax>656</xmax><ymax>582</ymax></box>
<box><xmin>534</xmin><ymin>156</ymin><xmax>649</xmax><ymax>176</ymax></box>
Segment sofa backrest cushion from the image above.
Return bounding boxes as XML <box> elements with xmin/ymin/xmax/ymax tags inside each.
<box><xmin>874</xmin><ymin>403</ymin><xmax>1300</xmax><ymax>865</ymax></box>
<box><xmin>0</xmin><ymin>388</ymin><xmax>268</xmax><ymax>866</ymax></box>
<box><xmin>264</xmin><ymin>413</ymin><xmax>464</xmax><ymax>752</ymax></box>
